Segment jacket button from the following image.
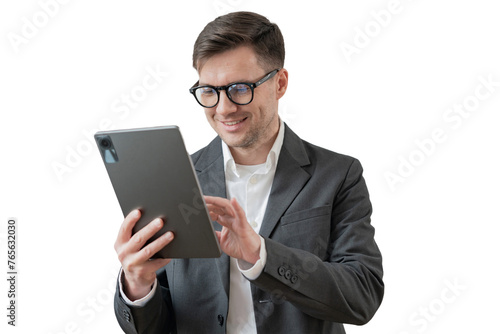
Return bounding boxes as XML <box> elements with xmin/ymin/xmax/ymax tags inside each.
<box><xmin>285</xmin><ymin>270</ymin><xmax>292</xmax><ymax>280</ymax></box>
<box><xmin>218</xmin><ymin>314</ymin><xmax>224</xmax><ymax>326</ymax></box>
<box><xmin>278</xmin><ymin>266</ymin><xmax>286</xmax><ymax>276</ymax></box>
<box><xmin>290</xmin><ymin>275</ymin><xmax>298</xmax><ymax>284</ymax></box>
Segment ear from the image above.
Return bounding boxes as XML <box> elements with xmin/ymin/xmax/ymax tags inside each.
<box><xmin>275</xmin><ymin>68</ymin><xmax>288</xmax><ymax>100</ymax></box>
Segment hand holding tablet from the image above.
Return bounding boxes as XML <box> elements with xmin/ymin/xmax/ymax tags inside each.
<box><xmin>114</xmin><ymin>209</ymin><xmax>172</xmax><ymax>300</ymax></box>
<box><xmin>95</xmin><ymin>126</ymin><xmax>221</xmax><ymax>259</ymax></box>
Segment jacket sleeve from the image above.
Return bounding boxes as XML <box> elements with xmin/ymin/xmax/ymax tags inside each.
<box><xmin>251</xmin><ymin>159</ymin><xmax>384</xmax><ymax>325</ymax></box>
<box><xmin>114</xmin><ymin>269</ymin><xmax>176</xmax><ymax>333</ymax></box>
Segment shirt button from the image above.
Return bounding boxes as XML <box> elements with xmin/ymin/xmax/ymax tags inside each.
<box><xmin>250</xmin><ymin>221</ymin><xmax>258</xmax><ymax>228</ymax></box>
<box><xmin>250</xmin><ymin>176</ymin><xmax>258</xmax><ymax>184</ymax></box>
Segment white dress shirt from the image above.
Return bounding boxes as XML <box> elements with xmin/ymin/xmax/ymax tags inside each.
<box><xmin>223</xmin><ymin>118</ymin><xmax>284</xmax><ymax>333</ymax></box>
<box><xmin>119</xmin><ymin>119</ymin><xmax>285</xmax><ymax>334</ymax></box>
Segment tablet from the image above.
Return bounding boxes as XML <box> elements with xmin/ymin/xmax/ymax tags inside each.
<box><xmin>94</xmin><ymin>125</ymin><xmax>221</xmax><ymax>259</ymax></box>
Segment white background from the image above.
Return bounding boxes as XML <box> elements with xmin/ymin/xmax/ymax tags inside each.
<box><xmin>1</xmin><ymin>0</ymin><xmax>499</xmax><ymax>333</ymax></box>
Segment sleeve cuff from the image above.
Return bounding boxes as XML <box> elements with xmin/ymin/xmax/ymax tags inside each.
<box><xmin>237</xmin><ymin>236</ymin><xmax>267</xmax><ymax>280</ymax></box>
<box><xmin>118</xmin><ymin>268</ymin><xmax>157</xmax><ymax>307</ymax></box>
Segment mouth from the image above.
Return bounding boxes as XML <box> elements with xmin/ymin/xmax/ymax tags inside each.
<box><xmin>219</xmin><ymin>117</ymin><xmax>248</xmax><ymax>131</ymax></box>
<box><xmin>222</xmin><ymin>119</ymin><xmax>246</xmax><ymax>126</ymax></box>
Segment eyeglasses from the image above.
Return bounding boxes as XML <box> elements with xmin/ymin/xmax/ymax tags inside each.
<box><xmin>189</xmin><ymin>69</ymin><xmax>280</xmax><ymax>108</ymax></box>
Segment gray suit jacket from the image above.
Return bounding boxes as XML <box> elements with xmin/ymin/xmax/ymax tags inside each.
<box><xmin>114</xmin><ymin>124</ymin><xmax>384</xmax><ymax>333</ymax></box>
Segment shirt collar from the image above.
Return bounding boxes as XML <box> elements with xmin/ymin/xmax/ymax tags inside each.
<box><xmin>222</xmin><ymin>118</ymin><xmax>285</xmax><ymax>177</ymax></box>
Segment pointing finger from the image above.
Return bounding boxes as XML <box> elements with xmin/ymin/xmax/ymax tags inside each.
<box><xmin>204</xmin><ymin>196</ymin><xmax>236</xmax><ymax>217</ymax></box>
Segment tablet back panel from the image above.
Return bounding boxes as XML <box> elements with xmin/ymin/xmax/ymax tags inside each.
<box><xmin>95</xmin><ymin>126</ymin><xmax>221</xmax><ymax>258</ymax></box>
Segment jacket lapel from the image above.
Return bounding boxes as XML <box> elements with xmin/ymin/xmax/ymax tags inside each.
<box><xmin>193</xmin><ymin>136</ymin><xmax>230</xmax><ymax>297</ymax></box>
<box><xmin>259</xmin><ymin>125</ymin><xmax>311</xmax><ymax>239</ymax></box>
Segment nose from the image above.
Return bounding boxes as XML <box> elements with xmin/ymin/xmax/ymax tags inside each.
<box><xmin>216</xmin><ymin>90</ymin><xmax>237</xmax><ymax>116</ymax></box>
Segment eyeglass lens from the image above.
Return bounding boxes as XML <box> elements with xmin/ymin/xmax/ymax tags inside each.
<box><xmin>195</xmin><ymin>83</ymin><xmax>253</xmax><ymax>107</ymax></box>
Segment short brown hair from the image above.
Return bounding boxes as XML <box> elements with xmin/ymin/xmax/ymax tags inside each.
<box><xmin>192</xmin><ymin>11</ymin><xmax>285</xmax><ymax>72</ymax></box>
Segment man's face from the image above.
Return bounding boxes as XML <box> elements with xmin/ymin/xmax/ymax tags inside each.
<box><xmin>198</xmin><ymin>46</ymin><xmax>283</xmax><ymax>151</ymax></box>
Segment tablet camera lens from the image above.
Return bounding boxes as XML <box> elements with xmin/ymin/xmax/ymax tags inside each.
<box><xmin>100</xmin><ymin>138</ymin><xmax>111</xmax><ymax>149</ymax></box>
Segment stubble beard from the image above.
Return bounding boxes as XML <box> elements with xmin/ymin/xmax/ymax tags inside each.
<box><xmin>225</xmin><ymin>109</ymin><xmax>277</xmax><ymax>151</ymax></box>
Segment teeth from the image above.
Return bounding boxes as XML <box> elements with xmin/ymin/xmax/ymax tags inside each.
<box><xmin>224</xmin><ymin>120</ymin><xmax>243</xmax><ymax>126</ymax></box>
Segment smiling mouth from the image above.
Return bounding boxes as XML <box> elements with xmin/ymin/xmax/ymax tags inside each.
<box><xmin>221</xmin><ymin>118</ymin><xmax>247</xmax><ymax>126</ymax></box>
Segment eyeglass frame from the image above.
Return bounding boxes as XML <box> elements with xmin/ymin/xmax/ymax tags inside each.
<box><xmin>189</xmin><ymin>69</ymin><xmax>280</xmax><ymax>108</ymax></box>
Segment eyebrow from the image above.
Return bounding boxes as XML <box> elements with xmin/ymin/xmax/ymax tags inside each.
<box><xmin>198</xmin><ymin>78</ymin><xmax>251</xmax><ymax>87</ymax></box>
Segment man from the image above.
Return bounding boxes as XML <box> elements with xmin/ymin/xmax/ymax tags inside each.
<box><xmin>114</xmin><ymin>11</ymin><xmax>383</xmax><ymax>334</ymax></box>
